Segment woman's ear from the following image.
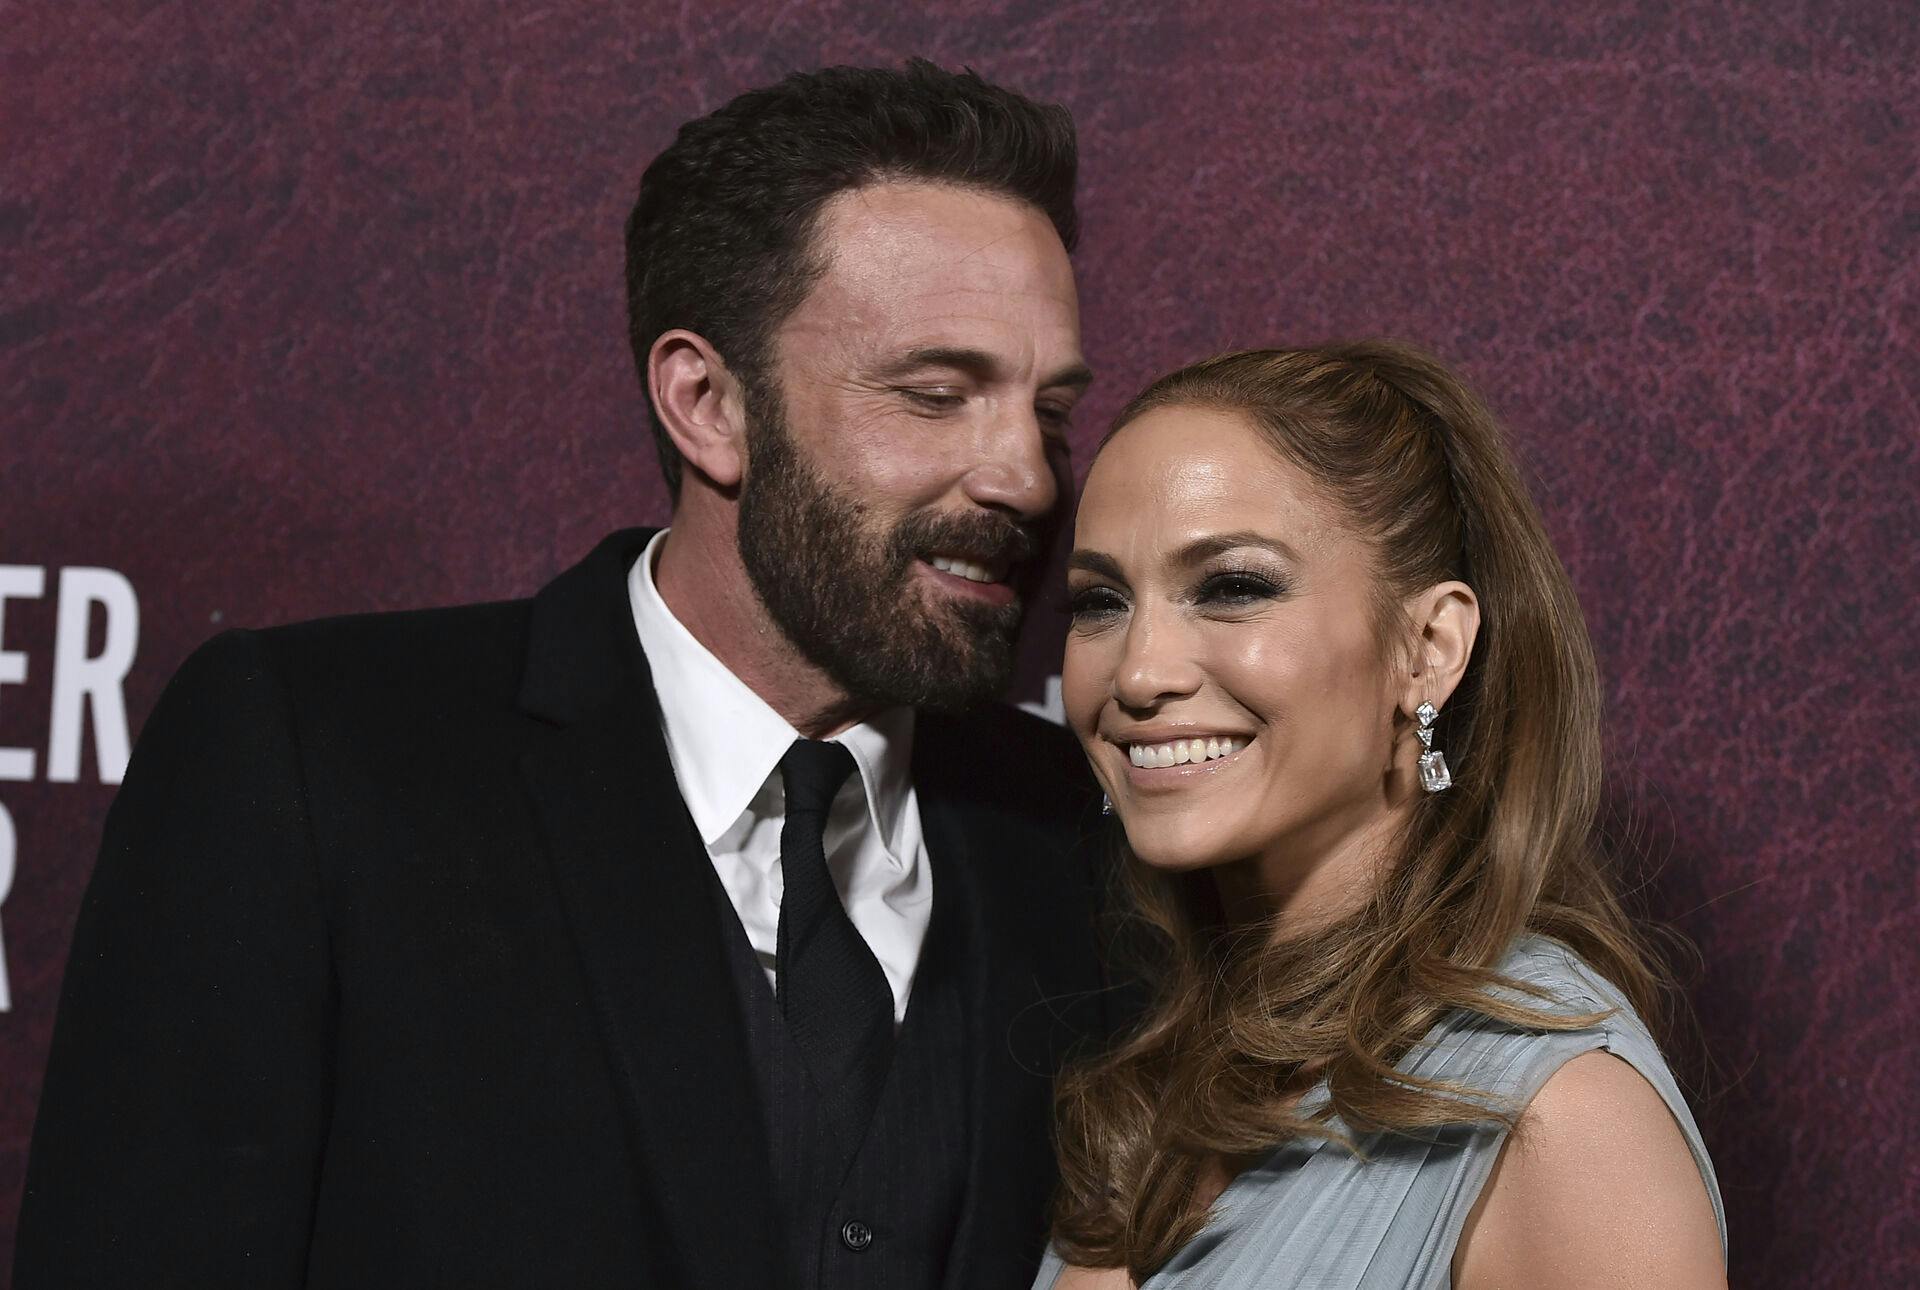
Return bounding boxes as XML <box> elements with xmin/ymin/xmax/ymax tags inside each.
<box><xmin>1399</xmin><ymin>580</ymin><xmax>1480</xmax><ymax>718</ymax></box>
<box><xmin>648</xmin><ymin>329</ymin><xmax>750</xmax><ymax>489</ymax></box>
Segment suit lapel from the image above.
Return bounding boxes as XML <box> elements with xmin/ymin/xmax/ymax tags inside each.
<box><xmin>516</xmin><ymin>529</ymin><xmax>780</xmax><ymax>1288</ymax></box>
<box><xmin>918</xmin><ymin>778</ymin><xmax>1022</xmax><ymax>1290</ymax></box>
<box><xmin>915</xmin><ymin>715</ymin><xmax>1102</xmax><ymax>1290</ymax></box>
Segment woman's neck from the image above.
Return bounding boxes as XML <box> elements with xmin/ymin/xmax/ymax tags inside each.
<box><xmin>1211</xmin><ymin>797</ymin><xmax>1414</xmax><ymax>935</ymax></box>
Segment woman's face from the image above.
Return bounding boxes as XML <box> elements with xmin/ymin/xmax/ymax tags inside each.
<box><xmin>1063</xmin><ymin>404</ymin><xmax>1414</xmax><ymax>900</ymax></box>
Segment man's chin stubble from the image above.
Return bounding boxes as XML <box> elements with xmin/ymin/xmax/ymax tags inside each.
<box><xmin>820</xmin><ymin>581</ymin><xmax>1021</xmax><ymax>712</ymax></box>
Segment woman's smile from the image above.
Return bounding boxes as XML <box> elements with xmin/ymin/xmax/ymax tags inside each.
<box><xmin>1106</xmin><ymin>728</ymin><xmax>1256</xmax><ymax>790</ymax></box>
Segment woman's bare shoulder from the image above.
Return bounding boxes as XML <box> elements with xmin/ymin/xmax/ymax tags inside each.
<box><xmin>1453</xmin><ymin>1050</ymin><xmax>1726</xmax><ymax>1289</ymax></box>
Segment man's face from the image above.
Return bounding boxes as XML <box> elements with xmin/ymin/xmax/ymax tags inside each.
<box><xmin>737</xmin><ymin>181</ymin><xmax>1088</xmax><ymax>710</ymax></box>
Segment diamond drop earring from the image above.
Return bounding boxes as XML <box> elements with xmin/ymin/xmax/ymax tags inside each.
<box><xmin>1415</xmin><ymin>701</ymin><xmax>1452</xmax><ymax>793</ymax></box>
<box><xmin>1101</xmin><ymin>792</ymin><xmax>1114</xmax><ymax>815</ymax></box>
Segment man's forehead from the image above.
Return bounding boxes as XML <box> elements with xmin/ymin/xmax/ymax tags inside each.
<box><xmin>779</xmin><ymin>180</ymin><xmax>1082</xmax><ymax>373</ymax></box>
<box><xmin>811</xmin><ymin>181</ymin><xmax>1075</xmax><ymax>294</ymax></box>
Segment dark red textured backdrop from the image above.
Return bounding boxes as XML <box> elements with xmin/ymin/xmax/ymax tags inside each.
<box><xmin>3</xmin><ymin>2</ymin><xmax>1916</xmax><ymax>1284</ymax></box>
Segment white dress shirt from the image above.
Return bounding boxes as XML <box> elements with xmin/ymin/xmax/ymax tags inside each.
<box><xmin>627</xmin><ymin>529</ymin><xmax>931</xmax><ymax>1023</ymax></box>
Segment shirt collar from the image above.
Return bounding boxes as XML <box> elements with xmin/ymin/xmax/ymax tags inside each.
<box><xmin>627</xmin><ymin>529</ymin><xmax>916</xmax><ymax>863</ymax></box>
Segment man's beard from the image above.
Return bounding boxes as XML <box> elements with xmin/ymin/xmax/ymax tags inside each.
<box><xmin>735</xmin><ymin>389</ymin><xmax>1046</xmax><ymax>713</ymax></box>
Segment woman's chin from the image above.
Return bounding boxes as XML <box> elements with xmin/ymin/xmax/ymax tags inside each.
<box><xmin>1117</xmin><ymin>821</ymin><xmax>1240</xmax><ymax>874</ymax></box>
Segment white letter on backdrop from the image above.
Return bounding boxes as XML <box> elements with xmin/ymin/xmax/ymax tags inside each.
<box><xmin>0</xmin><ymin>798</ymin><xmax>15</xmax><ymax>1011</ymax></box>
<box><xmin>48</xmin><ymin>568</ymin><xmax>139</xmax><ymax>785</ymax></box>
<box><xmin>0</xmin><ymin>567</ymin><xmax>47</xmax><ymax>783</ymax></box>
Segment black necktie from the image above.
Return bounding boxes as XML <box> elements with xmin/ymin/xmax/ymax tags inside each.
<box><xmin>774</xmin><ymin>738</ymin><xmax>895</xmax><ymax>1132</ymax></box>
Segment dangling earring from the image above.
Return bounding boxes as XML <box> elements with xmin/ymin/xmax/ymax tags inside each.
<box><xmin>1416</xmin><ymin>701</ymin><xmax>1451</xmax><ymax>793</ymax></box>
<box><xmin>1101</xmin><ymin>792</ymin><xmax>1115</xmax><ymax>815</ymax></box>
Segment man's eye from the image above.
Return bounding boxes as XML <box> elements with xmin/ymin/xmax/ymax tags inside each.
<box><xmin>1198</xmin><ymin>573</ymin><xmax>1283</xmax><ymax>606</ymax></box>
<box><xmin>1037</xmin><ymin>402</ymin><xmax>1074</xmax><ymax>430</ymax></box>
<box><xmin>900</xmin><ymin>388</ymin><xmax>965</xmax><ymax>412</ymax></box>
<box><xmin>1066</xmin><ymin>586</ymin><xmax>1127</xmax><ymax>621</ymax></box>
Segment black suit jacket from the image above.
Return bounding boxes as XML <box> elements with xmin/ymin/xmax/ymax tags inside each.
<box><xmin>16</xmin><ymin>528</ymin><xmax>1116</xmax><ymax>1289</ymax></box>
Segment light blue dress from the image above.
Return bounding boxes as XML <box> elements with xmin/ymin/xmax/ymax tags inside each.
<box><xmin>1033</xmin><ymin>936</ymin><xmax>1726</xmax><ymax>1289</ymax></box>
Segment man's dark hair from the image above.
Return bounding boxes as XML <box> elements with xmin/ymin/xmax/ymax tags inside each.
<box><xmin>624</xmin><ymin>59</ymin><xmax>1080</xmax><ymax>495</ymax></box>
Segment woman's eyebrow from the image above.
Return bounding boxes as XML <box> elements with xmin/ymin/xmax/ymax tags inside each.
<box><xmin>1066</xmin><ymin>550</ymin><xmax>1126</xmax><ymax>580</ymax></box>
<box><xmin>1173</xmin><ymin>531</ymin><xmax>1301</xmax><ymax>565</ymax></box>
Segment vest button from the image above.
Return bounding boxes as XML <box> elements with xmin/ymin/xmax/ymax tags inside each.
<box><xmin>840</xmin><ymin>1219</ymin><xmax>874</xmax><ymax>1252</ymax></box>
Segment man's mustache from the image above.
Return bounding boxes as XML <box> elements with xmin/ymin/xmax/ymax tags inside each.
<box><xmin>889</xmin><ymin>510</ymin><xmax>1042</xmax><ymax>570</ymax></box>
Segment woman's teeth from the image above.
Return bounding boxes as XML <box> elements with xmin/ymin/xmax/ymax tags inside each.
<box><xmin>928</xmin><ymin>555</ymin><xmax>1004</xmax><ymax>584</ymax></box>
<box><xmin>1127</xmin><ymin>736</ymin><xmax>1247</xmax><ymax>768</ymax></box>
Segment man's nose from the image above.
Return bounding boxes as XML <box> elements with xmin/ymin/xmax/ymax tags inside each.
<box><xmin>960</xmin><ymin>408</ymin><xmax>1060</xmax><ymax>522</ymax></box>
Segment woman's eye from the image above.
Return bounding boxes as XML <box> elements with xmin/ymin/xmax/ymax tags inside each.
<box><xmin>1066</xmin><ymin>586</ymin><xmax>1127</xmax><ymax>622</ymax></box>
<box><xmin>1198</xmin><ymin>573</ymin><xmax>1281</xmax><ymax>606</ymax></box>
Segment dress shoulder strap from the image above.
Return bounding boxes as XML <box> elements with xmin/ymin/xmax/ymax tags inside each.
<box><xmin>1405</xmin><ymin>936</ymin><xmax>1727</xmax><ymax>1264</ymax></box>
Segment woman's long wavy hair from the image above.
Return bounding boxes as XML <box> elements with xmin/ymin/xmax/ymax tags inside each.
<box><xmin>1049</xmin><ymin>342</ymin><xmax>1670</xmax><ymax>1280</ymax></box>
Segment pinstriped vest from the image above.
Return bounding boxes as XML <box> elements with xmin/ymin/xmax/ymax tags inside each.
<box><xmin>714</xmin><ymin>867</ymin><xmax>971</xmax><ymax>1290</ymax></box>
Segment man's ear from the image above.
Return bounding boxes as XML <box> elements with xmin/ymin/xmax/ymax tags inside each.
<box><xmin>648</xmin><ymin>329</ymin><xmax>750</xmax><ymax>489</ymax></box>
<box><xmin>1398</xmin><ymin>580</ymin><xmax>1480</xmax><ymax>718</ymax></box>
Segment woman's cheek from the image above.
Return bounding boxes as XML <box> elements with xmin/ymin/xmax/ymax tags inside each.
<box><xmin>1060</xmin><ymin>636</ymin><xmax>1110</xmax><ymax>739</ymax></box>
<box><xmin>1208</xmin><ymin>624</ymin><xmax>1293</xmax><ymax>719</ymax></box>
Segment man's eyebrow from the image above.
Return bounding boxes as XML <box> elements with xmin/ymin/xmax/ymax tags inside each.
<box><xmin>1066</xmin><ymin>550</ymin><xmax>1126</xmax><ymax>580</ymax></box>
<box><xmin>1042</xmin><ymin>361</ymin><xmax>1095</xmax><ymax>392</ymax></box>
<box><xmin>877</xmin><ymin>347</ymin><xmax>1094</xmax><ymax>391</ymax></box>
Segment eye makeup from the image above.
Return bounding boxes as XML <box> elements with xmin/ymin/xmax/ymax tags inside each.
<box><xmin>1065</xmin><ymin>582</ymin><xmax>1127</xmax><ymax>625</ymax></box>
<box><xmin>1194</xmin><ymin>568</ymin><xmax>1288</xmax><ymax>608</ymax></box>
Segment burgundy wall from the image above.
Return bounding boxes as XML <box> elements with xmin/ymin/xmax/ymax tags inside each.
<box><xmin>4</xmin><ymin>2</ymin><xmax>1915</xmax><ymax>1283</ymax></box>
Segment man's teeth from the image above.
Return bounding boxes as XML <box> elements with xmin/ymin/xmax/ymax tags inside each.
<box><xmin>1127</xmin><ymin>737</ymin><xmax>1247</xmax><ymax>768</ymax></box>
<box><xmin>928</xmin><ymin>555</ymin><xmax>1004</xmax><ymax>584</ymax></box>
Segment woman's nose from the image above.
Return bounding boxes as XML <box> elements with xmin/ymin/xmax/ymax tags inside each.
<box><xmin>1110</xmin><ymin>609</ymin><xmax>1203</xmax><ymax>710</ymax></box>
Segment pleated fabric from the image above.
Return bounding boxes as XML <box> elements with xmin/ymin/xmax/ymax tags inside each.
<box><xmin>1033</xmin><ymin>936</ymin><xmax>1726</xmax><ymax>1289</ymax></box>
